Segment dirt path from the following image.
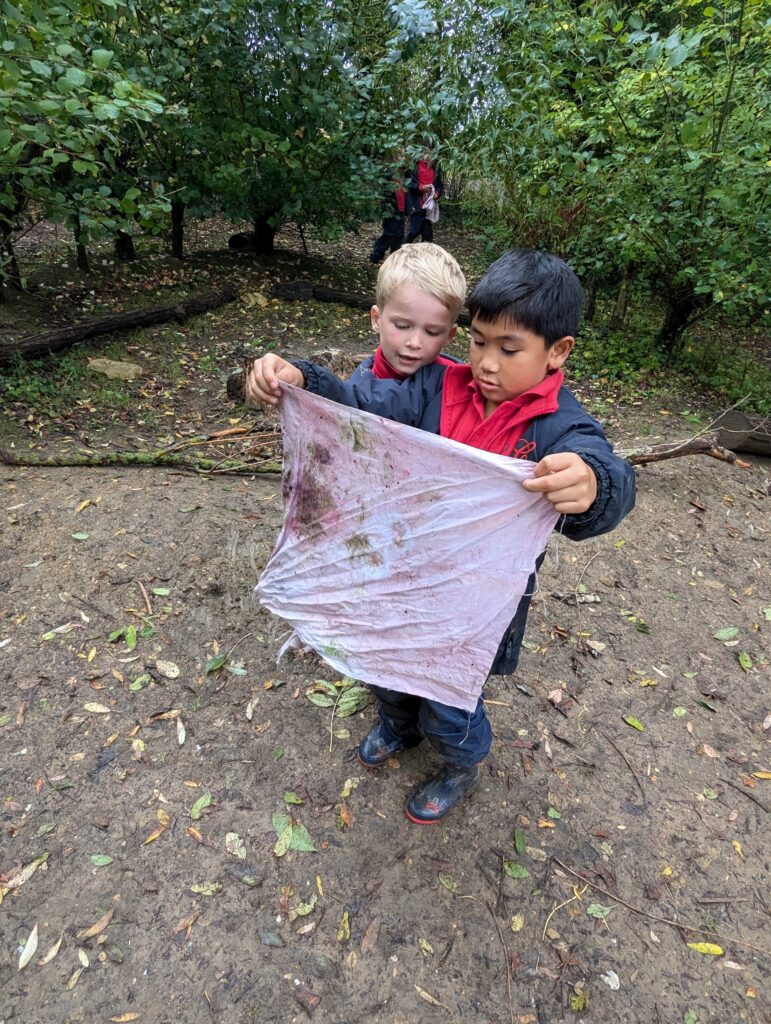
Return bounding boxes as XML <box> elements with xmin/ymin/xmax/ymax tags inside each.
<box><xmin>1</xmin><ymin>441</ymin><xmax>769</xmax><ymax>1024</ymax></box>
<box><xmin>1</xmin><ymin>221</ymin><xmax>769</xmax><ymax>1023</ymax></box>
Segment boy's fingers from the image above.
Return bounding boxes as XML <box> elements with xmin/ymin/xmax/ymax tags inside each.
<box><xmin>523</xmin><ymin>469</ymin><xmax>571</xmax><ymax>492</ymax></box>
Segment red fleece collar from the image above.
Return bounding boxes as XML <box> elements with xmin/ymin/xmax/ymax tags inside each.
<box><xmin>439</xmin><ymin>365</ymin><xmax>563</xmax><ymax>456</ymax></box>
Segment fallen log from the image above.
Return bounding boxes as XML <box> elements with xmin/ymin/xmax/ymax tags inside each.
<box><xmin>2</xmin><ymin>430</ymin><xmax>749</xmax><ymax>476</ymax></box>
<box><xmin>272</xmin><ymin>280</ymin><xmax>472</xmax><ymax>325</ymax></box>
<box><xmin>713</xmin><ymin>410</ymin><xmax>771</xmax><ymax>457</ymax></box>
<box><xmin>0</xmin><ymin>287</ymin><xmax>238</xmax><ymax>363</ymax></box>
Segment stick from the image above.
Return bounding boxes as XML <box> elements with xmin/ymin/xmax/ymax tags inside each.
<box><xmin>137</xmin><ymin>580</ymin><xmax>153</xmax><ymax>616</ymax></box>
<box><xmin>485</xmin><ymin>900</ymin><xmax>514</xmax><ymax>1024</ymax></box>
<box><xmin>719</xmin><ymin>777</ymin><xmax>769</xmax><ymax>814</ymax></box>
<box><xmin>551</xmin><ymin>857</ymin><xmax>771</xmax><ymax>958</ymax></box>
<box><xmin>599</xmin><ymin>730</ymin><xmax>647</xmax><ymax>805</ymax></box>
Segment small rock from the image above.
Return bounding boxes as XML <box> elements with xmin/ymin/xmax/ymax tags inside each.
<box><xmin>87</xmin><ymin>358</ymin><xmax>143</xmax><ymax>380</ymax></box>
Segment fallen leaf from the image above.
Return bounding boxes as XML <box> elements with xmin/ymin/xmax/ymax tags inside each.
<box><xmin>65</xmin><ymin>966</ymin><xmax>84</xmax><ymax>989</ymax></box>
<box><xmin>172</xmin><ymin>913</ymin><xmax>199</xmax><ymax>939</ymax></box>
<box><xmin>76</xmin><ymin>907</ymin><xmax>114</xmax><ymax>940</ymax></box>
<box><xmin>337</xmin><ymin>910</ymin><xmax>350</xmax><ymax>943</ymax></box>
<box><xmin>84</xmin><ymin>703</ymin><xmax>111</xmax><ymax>714</ymax></box>
<box><xmin>176</xmin><ymin>719</ymin><xmax>186</xmax><ymax>745</ymax></box>
<box><xmin>414</xmin><ymin>985</ymin><xmax>449</xmax><ymax>1010</ymax></box>
<box><xmin>361</xmin><ymin>915</ymin><xmax>381</xmax><ymax>954</ymax></box>
<box><xmin>0</xmin><ymin>852</ymin><xmax>49</xmax><ymax>901</ymax></box>
<box><xmin>38</xmin><ymin>929</ymin><xmax>64</xmax><ymax>965</ymax></box>
<box><xmin>511</xmin><ymin>913</ymin><xmax>525</xmax><ymax>933</ymax></box>
<box><xmin>110</xmin><ymin>1015</ymin><xmax>142</xmax><ymax>1023</ymax></box>
<box><xmin>623</xmin><ymin>715</ymin><xmax>644</xmax><ymax>731</ymax></box>
<box><xmin>190</xmin><ymin>882</ymin><xmax>221</xmax><ymax>895</ymax></box>
<box><xmin>586</xmin><ymin>903</ymin><xmax>613</xmax><ymax>919</ymax></box>
<box><xmin>190</xmin><ymin>792</ymin><xmax>212</xmax><ymax>820</ymax></box>
<box><xmin>155</xmin><ymin>660</ymin><xmax>179</xmax><ymax>679</ymax></box>
<box><xmin>687</xmin><ymin>942</ymin><xmax>723</xmax><ymax>955</ymax></box>
<box><xmin>288</xmin><ymin>894</ymin><xmax>317</xmax><ymax>922</ymax></box>
<box><xmin>90</xmin><ymin>854</ymin><xmax>113</xmax><ymax>867</ymax></box>
<box><xmin>697</xmin><ymin>744</ymin><xmax>720</xmax><ymax>758</ymax></box>
<box><xmin>18</xmin><ymin>923</ymin><xmax>38</xmax><ymax>970</ymax></box>
<box><xmin>504</xmin><ymin>861</ymin><xmax>530</xmax><ymax>879</ymax></box>
<box><xmin>225</xmin><ymin>832</ymin><xmax>246</xmax><ymax>860</ymax></box>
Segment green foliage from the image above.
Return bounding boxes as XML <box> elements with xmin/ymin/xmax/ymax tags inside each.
<box><xmin>0</xmin><ymin>0</ymin><xmax>168</xmax><ymax>253</ymax></box>
<box><xmin>446</xmin><ymin>0</ymin><xmax>770</xmax><ymax>349</ymax></box>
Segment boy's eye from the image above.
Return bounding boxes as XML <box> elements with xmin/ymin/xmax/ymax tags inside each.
<box><xmin>501</xmin><ymin>348</ymin><xmax>518</xmax><ymax>356</ymax></box>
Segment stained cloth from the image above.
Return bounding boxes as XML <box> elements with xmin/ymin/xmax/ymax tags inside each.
<box><xmin>257</xmin><ymin>385</ymin><xmax>559</xmax><ymax>712</ymax></box>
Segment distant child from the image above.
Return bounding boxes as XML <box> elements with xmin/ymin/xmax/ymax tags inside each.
<box><xmin>369</xmin><ymin>156</ymin><xmax>408</xmax><ymax>265</ymax></box>
<box><xmin>356</xmin><ymin>243</ymin><xmax>466</xmax><ymax>383</ymax></box>
<box><xmin>248</xmin><ymin>249</ymin><xmax>636</xmax><ymax>825</ymax></box>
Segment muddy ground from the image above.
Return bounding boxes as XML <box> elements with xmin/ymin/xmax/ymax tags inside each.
<box><xmin>0</xmin><ymin>221</ymin><xmax>769</xmax><ymax>1024</ymax></box>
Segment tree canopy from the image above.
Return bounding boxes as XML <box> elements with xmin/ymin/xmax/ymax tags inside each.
<box><xmin>2</xmin><ymin>0</ymin><xmax>768</xmax><ymax>346</ymax></box>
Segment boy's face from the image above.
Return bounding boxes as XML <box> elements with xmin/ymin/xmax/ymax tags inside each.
<box><xmin>469</xmin><ymin>315</ymin><xmax>573</xmax><ymax>415</ymax></box>
<box><xmin>372</xmin><ymin>284</ymin><xmax>457</xmax><ymax>376</ymax></box>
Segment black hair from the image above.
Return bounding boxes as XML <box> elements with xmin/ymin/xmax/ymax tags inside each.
<box><xmin>466</xmin><ymin>249</ymin><xmax>584</xmax><ymax>347</ymax></box>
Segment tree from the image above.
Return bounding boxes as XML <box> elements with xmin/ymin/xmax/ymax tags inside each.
<box><xmin>446</xmin><ymin>0</ymin><xmax>770</xmax><ymax>351</ymax></box>
<box><xmin>0</xmin><ymin>0</ymin><xmax>168</xmax><ymax>286</ymax></box>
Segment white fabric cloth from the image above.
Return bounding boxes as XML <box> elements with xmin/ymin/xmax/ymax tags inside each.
<box><xmin>257</xmin><ymin>384</ymin><xmax>558</xmax><ymax>711</ymax></box>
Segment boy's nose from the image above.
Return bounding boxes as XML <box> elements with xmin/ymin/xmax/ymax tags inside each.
<box><xmin>404</xmin><ymin>333</ymin><xmax>421</xmax><ymax>350</ymax></box>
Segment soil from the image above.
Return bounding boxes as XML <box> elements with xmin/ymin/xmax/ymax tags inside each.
<box><xmin>0</xmin><ymin>220</ymin><xmax>769</xmax><ymax>1024</ymax></box>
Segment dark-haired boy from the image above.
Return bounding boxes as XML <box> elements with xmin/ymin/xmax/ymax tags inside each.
<box><xmin>248</xmin><ymin>249</ymin><xmax>636</xmax><ymax>824</ymax></box>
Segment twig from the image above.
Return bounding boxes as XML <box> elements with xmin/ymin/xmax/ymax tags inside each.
<box><xmin>542</xmin><ymin>884</ymin><xmax>587</xmax><ymax>940</ymax></box>
<box><xmin>485</xmin><ymin>900</ymin><xmax>513</xmax><ymax>1024</ymax></box>
<box><xmin>225</xmin><ymin>632</ymin><xmax>253</xmax><ymax>662</ymax></box>
<box><xmin>551</xmin><ymin>857</ymin><xmax>771</xmax><ymax>958</ymax></box>
<box><xmin>137</xmin><ymin>580</ymin><xmax>153</xmax><ymax>616</ymax></box>
<box><xmin>599</xmin><ymin>730</ymin><xmax>647</xmax><ymax>805</ymax></box>
<box><xmin>329</xmin><ymin>689</ymin><xmax>344</xmax><ymax>753</ymax></box>
<box><xmin>719</xmin><ymin>777</ymin><xmax>769</xmax><ymax>814</ymax></box>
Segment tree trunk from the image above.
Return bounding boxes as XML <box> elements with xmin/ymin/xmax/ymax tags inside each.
<box><xmin>73</xmin><ymin>213</ymin><xmax>90</xmax><ymax>273</ymax></box>
<box><xmin>171</xmin><ymin>199</ymin><xmax>185</xmax><ymax>259</ymax></box>
<box><xmin>252</xmin><ymin>213</ymin><xmax>278</xmax><ymax>255</ymax></box>
<box><xmin>584</xmin><ymin>274</ymin><xmax>597</xmax><ymax>323</ymax></box>
<box><xmin>1</xmin><ymin>241</ymin><xmax>23</xmax><ymax>302</ymax></box>
<box><xmin>657</xmin><ymin>285</ymin><xmax>710</xmax><ymax>354</ymax></box>
<box><xmin>115</xmin><ymin>230</ymin><xmax>137</xmax><ymax>261</ymax></box>
<box><xmin>609</xmin><ymin>261</ymin><xmax>637</xmax><ymax>329</ymax></box>
<box><xmin>0</xmin><ymin>287</ymin><xmax>238</xmax><ymax>364</ymax></box>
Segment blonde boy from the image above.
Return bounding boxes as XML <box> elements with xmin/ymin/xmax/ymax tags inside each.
<box><xmin>354</xmin><ymin>243</ymin><xmax>466</xmax><ymax>382</ymax></box>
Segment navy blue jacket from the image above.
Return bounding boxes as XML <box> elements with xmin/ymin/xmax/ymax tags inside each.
<box><xmin>293</xmin><ymin>360</ymin><xmax>636</xmax><ymax>673</ymax></box>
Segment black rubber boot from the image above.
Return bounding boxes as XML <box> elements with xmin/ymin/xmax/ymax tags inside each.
<box><xmin>357</xmin><ymin>724</ymin><xmax>413</xmax><ymax>768</ymax></box>
<box><xmin>405</xmin><ymin>764</ymin><xmax>480</xmax><ymax>824</ymax></box>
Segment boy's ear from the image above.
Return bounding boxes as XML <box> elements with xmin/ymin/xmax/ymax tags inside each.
<box><xmin>447</xmin><ymin>324</ymin><xmax>457</xmax><ymax>344</ymax></box>
<box><xmin>370</xmin><ymin>305</ymin><xmax>381</xmax><ymax>332</ymax></box>
<box><xmin>547</xmin><ymin>335</ymin><xmax>574</xmax><ymax>370</ymax></box>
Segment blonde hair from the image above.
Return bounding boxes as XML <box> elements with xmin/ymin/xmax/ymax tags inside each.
<box><xmin>376</xmin><ymin>244</ymin><xmax>466</xmax><ymax>320</ymax></box>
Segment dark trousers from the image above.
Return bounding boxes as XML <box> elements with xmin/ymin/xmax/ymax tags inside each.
<box><xmin>371</xmin><ymin>215</ymin><xmax>405</xmax><ymax>261</ymax></box>
<box><xmin>369</xmin><ymin>684</ymin><xmax>492</xmax><ymax>769</ymax></box>
<box><xmin>407</xmin><ymin>210</ymin><xmax>433</xmax><ymax>244</ymax></box>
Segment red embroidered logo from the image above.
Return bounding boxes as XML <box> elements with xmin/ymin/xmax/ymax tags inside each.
<box><xmin>511</xmin><ymin>439</ymin><xmax>537</xmax><ymax>459</ymax></box>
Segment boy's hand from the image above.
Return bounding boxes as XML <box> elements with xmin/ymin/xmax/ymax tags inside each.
<box><xmin>246</xmin><ymin>354</ymin><xmax>305</xmax><ymax>406</ymax></box>
<box><xmin>522</xmin><ymin>452</ymin><xmax>597</xmax><ymax>515</ymax></box>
